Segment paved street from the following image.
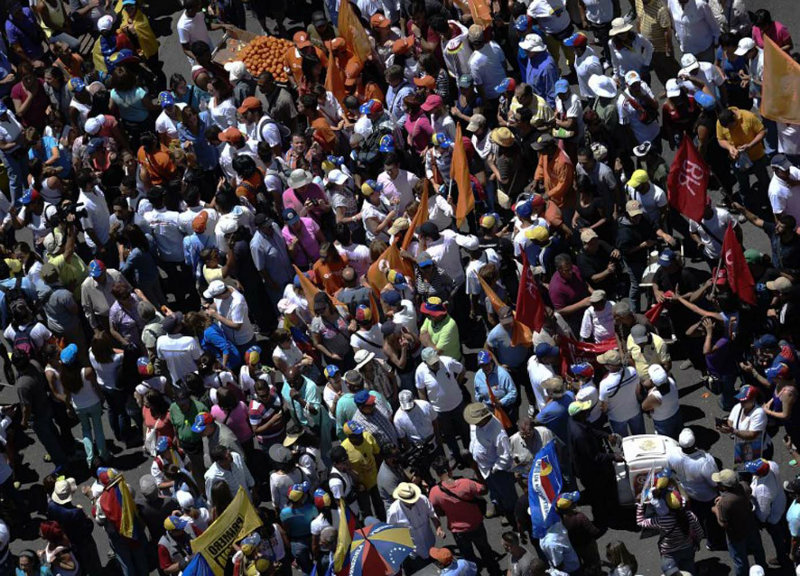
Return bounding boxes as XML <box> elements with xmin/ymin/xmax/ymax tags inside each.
<box><xmin>3</xmin><ymin>0</ymin><xmax>800</xmax><ymax>574</ymax></box>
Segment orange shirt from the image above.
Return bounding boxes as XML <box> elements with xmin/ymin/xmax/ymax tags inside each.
<box><xmin>534</xmin><ymin>149</ymin><xmax>575</xmax><ymax>209</ymax></box>
<box><xmin>235</xmin><ymin>171</ymin><xmax>263</xmax><ymax>205</ymax></box>
<box><xmin>313</xmin><ymin>256</ymin><xmax>349</xmax><ymax>295</ymax></box>
<box><xmin>311</xmin><ymin>116</ymin><xmax>337</xmax><ymax>153</ymax></box>
<box><xmin>284</xmin><ymin>46</ymin><xmax>328</xmax><ymax>85</ymax></box>
<box><xmin>137</xmin><ymin>146</ymin><xmax>176</xmax><ymax>187</ymax></box>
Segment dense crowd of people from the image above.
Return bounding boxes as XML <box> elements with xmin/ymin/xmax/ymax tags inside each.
<box><xmin>0</xmin><ymin>0</ymin><xmax>799</xmax><ymax>574</ymax></box>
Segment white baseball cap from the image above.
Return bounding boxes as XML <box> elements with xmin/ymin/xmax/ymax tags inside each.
<box><xmin>678</xmin><ymin>428</ymin><xmax>695</xmax><ymax>449</ymax></box>
<box><xmin>84</xmin><ymin>115</ymin><xmax>104</xmax><ymax>136</ymax></box>
<box><xmin>734</xmin><ymin>37</ymin><xmax>756</xmax><ymax>56</ymax></box>
<box><xmin>519</xmin><ymin>33</ymin><xmax>546</xmax><ymax>53</ymax></box>
<box><xmin>327</xmin><ymin>169</ymin><xmax>349</xmax><ymax>186</ymax></box>
<box><xmin>665</xmin><ymin>78</ymin><xmax>681</xmax><ymax>98</ymax></box>
<box><xmin>680</xmin><ymin>53</ymin><xmax>700</xmax><ymax>72</ymax></box>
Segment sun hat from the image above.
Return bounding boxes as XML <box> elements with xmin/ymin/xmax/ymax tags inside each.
<box><xmin>288</xmin><ymin>169</ymin><xmax>313</xmax><ymax>189</ymax></box>
<box><xmin>609</xmin><ymin>17</ymin><xmax>633</xmax><ymax>36</ymax></box>
<box><xmin>490</xmin><ymin>127</ymin><xmax>515</xmax><ymax>147</ymax></box>
<box><xmin>51</xmin><ymin>477</ymin><xmax>78</xmax><ymax>505</ymax></box>
<box><xmin>588</xmin><ymin>74</ymin><xmax>617</xmax><ymax>98</ymax></box>
<box><xmin>399</xmin><ymin>390</ymin><xmax>415</xmax><ymax>411</ymax></box>
<box><xmin>354</xmin><ymin>349</ymin><xmax>375</xmax><ymax>370</ymax></box>
<box><xmin>203</xmin><ymin>279</ymin><xmax>227</xmax><ymax>299</ymax></box>
<box><xmin>519</xmin><ymin>33</ymin><xmax>546</xmax><ymax>52</ymax></box>
<box><xmin>711</xmin><ymin>468</ymin><xmax>737</xmax><ymax>487</ymax></box>
<box><xmin>393</xmin><ymin>482</ymin><xmax>422</xmax><ymax>504</ymax></box>
<box><xmin>463</xmin><ymin>402</ymin><xmax>491</xmax><ymax>424</ymax></box>
<box><xmin>421</xmin><ymin>347</ymin><xmax>440</xmax><ymax>366</ymax></box>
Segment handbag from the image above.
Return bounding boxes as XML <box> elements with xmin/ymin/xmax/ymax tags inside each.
<box><xmin>144</xmin><ymin>418</ymin><xmax>161</xmax><ymax>456</ymax></box>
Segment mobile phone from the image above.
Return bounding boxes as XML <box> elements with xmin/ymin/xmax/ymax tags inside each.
<box><xmin>714</xmin><ymin>417</ymin><xmax>727</xmax><ymax>427</ymax></box>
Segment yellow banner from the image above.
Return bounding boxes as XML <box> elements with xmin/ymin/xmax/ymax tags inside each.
<box><xmin>760</xmin><ymin>35</ymin><xmax>800</xmax><ymax>124</ymax></box>
<box><xmin>338</xmin><ymin>0</ymin><xmax>372</xmax><ymax>64</ymax></box>
<box><xmin>190</xmin><ymin>488</ymin><xmax>263</xmax><ymax>576</ymax></box>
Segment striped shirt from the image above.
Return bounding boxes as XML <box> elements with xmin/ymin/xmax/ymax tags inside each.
<box><xmin>636</xmin><ymin>503</ymin><xmax>704</xmax><ymax>554</ymax></box>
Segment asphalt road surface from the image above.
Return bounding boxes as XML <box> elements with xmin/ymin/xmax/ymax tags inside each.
<box><xmin>3</xmin><ymin>0</ymin><xmax>800</xmax><ymax>575</ymax></box>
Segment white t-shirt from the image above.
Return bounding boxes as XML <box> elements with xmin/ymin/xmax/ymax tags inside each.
<box><xmin>768</xmin><ymin>166</ymin><xmax>800</xmax><ymax>224</ymax></box>
<box><xmin>144</xmin><ymin>208</ymin><xmax>185</xmax><ymax>263</ymax></box>
<box><xmin>729</xmin><ymin>403</ymin><xmax>767</xmax><ymax>434</ymax></box>
<box><xmin>89</xmin><ymin>350</ymin><xmax>124</xmax><ymax>391</ymax></box>
<box><xmin>215</xmin><ymin>289</ymin><xmax>255</xmax><ymax>346</ymax></box>
<box><xmin>778</xmin><ymin>122</ymin><xmax>800</xmax><ymax>156</ymax></box>
<box><xmin>414</xmin><ymin>357</ymin><xmax>464</xmax><ymax>413</ymax></box>
<box><xmin>361</xmin><ymin>200</ymin><xmax>390</xmax><ymax>243</ymax></box>
<box><xmin>574</xmin><ymin>47</ymin><xmax>604</xmax><ymax>99</ymax></box>
<box><xmin>579</xmin><ymin>301</ymin><xmax>615</xmax><ymax>342</ymax></box>
<box><xmin>377</xmin><ymin>169</ymin><xmax>418</xmax><ymax>215</ymax></box>
<box><xmin>555</xmin><ymin>92</ymin><xmax>585</xmax><ymax>142</ymax></box>
<box><xmin>626</xmin><ymin>182</ymin><xmax>667</xmax><ymax>226</ymax></box>
<box><xmin>155</xmin><ymin>110</ymin><xmax>181</xmax><ymax>141</ymax></box>
<box><xmin>580</xmin><ymin>0</ymin><xmax>613</xmax><ymax>23</ymax></box>
<box><xmin>649</xmin><ymin>377</ymin><xmax>680</xmax><ymax>421</ymax></box>
<box><xmin>526</xmin><ymin>0</ymin><xmax>571</xmax><ymax>33</ymax></box>
<box><xmin>598</xmin><ymin>367</ymin><xmax>641</xmax><ymax>422</ymax></box>
<box><xmin>666</xmin><ymin>447</ymin><xmax>719</xmax><ymax>502</ymax></box>
<box><xmin>3</xmin><ymin>322</ymin><xmax>52</xmax><ymax>349</ymax></box>
<box><xmin>423</xmin><ymin>230</ymin><xmax>466</xmax><ymax>286</ymax></box>
<box><xmin>393</xmin><ymin>400</ymin><xmax>437</xmax><ymax>443</ymax></box>
<box><xmin>350</xmin><ymin>324</ymin><xmax>386</xmax><ymax>360</ymax></box>
<box><xmin>208</xmin><ymin>97</ymin><xmax>238</xmax><ymax>130</ymax></box>
<box><xmin>751</xmin><ymin>461</ymin><xmax>786</xmax><ymax>524</ymax></box>
<box><xmin>688</xmin><ymin>207</ymin><xmax>736</xmax><ymax>259</ymax></box>
<box><xmin>465</xmin><ymin>249</ymin><xmax>500</xmax><ymax>296</ymax></box>
<box><xmin>618</xmin><ymin>85</ymin><xmax>661</xmax><ymax>145</ymax></box>
<box><xmin>527</xmin><ymin>356</ymin><xmax>555</xmax><ymax>412</ymax></box>
<box><xmin>78</xmin><ymin>186</ymin><xmax>111</xmax><ymax>248</ymax></box>
<box><xmin>156</xmin><ymin>334</ymin><xmax>202</xmax><ymax>384</ymax></box>
<box><xmin>177</xmin><ymin>11</ymin><xmax>212</xmax><ymax>50</ymax></box>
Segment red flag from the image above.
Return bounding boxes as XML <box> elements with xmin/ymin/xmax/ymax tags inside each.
<box><xmin>644</xmin><ymin>301</ymin><xmax>665</xmax><ymax>323</ymax></box>
<box><xmin>721</xmin><ymin>223</ymin><xmax>756</xmax><ymax>305</ymax></box>
<box><xmin>452</xmin><ymin>124</ymin><xmax>474</xmax><ymax>227</ymax></box>
<box><xmin>478</xmin><ymin>276</ymin><xmax>531</xmax><ymax>347</ymax></box>
<box><xmin>516</xmin><ymin>251</ymin><xmax>545</xmax><ymax>332</ymax></box>
<box><xmin>667</xmin><ymin>135</ymin><xmax>709</xmax><ymax>223</ymax></box>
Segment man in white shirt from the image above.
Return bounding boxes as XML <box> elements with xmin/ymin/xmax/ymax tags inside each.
<box><xmin>625</xmin><ymin>168</ymin><xmax>667</xmax><ymax>226</ymax></box>
<box><xmin>204</xmin><ymin>444</ymin><xmax>254</xmax><ymax>502</ymax></box>
<box><xmin>0</xmin><ymin>104</ymin><xmax>26</xmax><ymax>202</ymax></box>
<box><xmin>526</xmin><ymin>0</ymin><xmax>573</xmax><ymax>66</ymax></box>
<box><xmin>415</xmin><ymin>348</ymin><xmax>467</xmax><ymax>467</ymax></box>
<box><xmin>745</xmin><ymin>458</ymin><xmax>788</xmax><ymax>564</ymax></box>
<box><xmin>377</xmin><ymin>155</ymin><xmax>419</xmax><ymax>215</ymax></box>
<box><xmin>203</xmin><ymin>280</ymin><xmax>256</xmax><ymax>351</ymax></box>
<box><xmin>527</xmin><ymin>343</ymin><xmax>558</xmax><ymax>414</ymax></box>
<box><xmin>467</xmin><ymin>25</ymin><xmax>506</xmax><ymax>104</ymax></box>
<box><xmin>597</xmin><ymin>349</ymin><xmax>644</xmax><ymax>436</ymax></box>
<box><xmin>465</xmin><ymin>403</ymin><xmax>517</xmax><ymax>525</ymax></box>
<box><xmin>579</xmin><ymin>291</ymin><xmax>615</xmax><ymax>342</ymax></box>
<box><xmin>393</xmin><ymin>390</ymin><xmax>437</xmax><ymax>446</ymax></box>
<box><xmin>156</xmin><ymin>312</ymin><xmax>202</xmax><ymax>384</ymax></box>
<box><xmin>417</xmin><ymin>221</ymin><xmax>467</xmax><ymax>287</ymax></box>
<box><xmin>617</xmin><ymin>71</ymin><xmax>661</xmax><ymax>147</ymax></box>
<box><xmin>76</xmin><ymin>171</ymin><xmax>113</xmax><ymax>264</ymax></box>
<box><xmin>678</xmin><ymin>53</ymin><xmax>726</xmax><ymax>100</ymax></box>
<box><xmin>767</xmin><ymin>154</ymin><xmax>800</xmax><ymax>224</ymax></box>
<box><xmin>177</xmin><ymin>0</ymin><xmax>213</xmax><ymax>62</ymax></box>
<box><xmin>689</xmin><ymin>199</ymin><xmax>737</xmax><ymax>263</ymax></box>
<box><xmin>667</xmin><ymin>0</ymin><xmax>720</xmax><ymax>61</ymax></box>
<box><xmin>566</xmin><ymin>33</ymin><xmax>604</xmax><ymax>100</ymax></box>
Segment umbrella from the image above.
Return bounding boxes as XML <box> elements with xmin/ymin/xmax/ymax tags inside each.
<box><xmin>348</xmin><ymin>521</ymin><xmax>414</xmax><ymax>576</ymax></box>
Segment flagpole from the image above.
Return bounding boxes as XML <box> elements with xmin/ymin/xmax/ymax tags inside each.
<box><xmin>711</xmin><ymin>250</ymin><xmax>724</xmax><ymax>298</ymax></box>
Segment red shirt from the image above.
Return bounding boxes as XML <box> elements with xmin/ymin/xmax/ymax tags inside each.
<box><xmin>752</xmin><ymin>21</ymin><xmax>792</xmax><ymax>49</ymax></box>
<box><xmin>428</xmin><ymin>478</ymin><xmax>485</xmax><ymax>532</ymax></box>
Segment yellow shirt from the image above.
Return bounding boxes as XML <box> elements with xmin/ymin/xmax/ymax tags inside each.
<box><xmin>342</xmin><ymin>431</ymin><xmax>380</xmax><ymax>489</ymax></box>
<box><xmin>716</xmin><ymin>108</ymin><xmax>766</xmax><ymax>162</ymax></box>
<box><xmin>510</xmin><ymin>94</ymin><xmax>555</xmax><ymax>126</ymax></box>
<box><xmin>634</xmin><ymin>0</ymin><xmax>672</xmax><ymax>53</ymax></box>
<box><xmin>120</xmin><ymin>8</ymin><xmax>159</xmax><ymax>59</ymax></box>
<box><xmin>47</xmin><ymin>253</ymin><xmax>89</xmax><ymax>302</ymax></box>
<box><xmin>626</xmin><ymin>332</ymin><xmax>671</xmax><ymax>378</ymax></box>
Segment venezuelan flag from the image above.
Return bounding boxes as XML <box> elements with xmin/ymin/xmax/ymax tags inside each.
<box><xmin>100</xmin><ymin>475</ymin><xmax>144</xmax><ymax>540</ymax></box>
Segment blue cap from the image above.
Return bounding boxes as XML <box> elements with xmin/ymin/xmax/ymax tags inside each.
<box><xmin>494</xmin><ymin>77</ymin><xmax>516</xmax><ymax>94</ymax></box>
<box><xmin>735</xmin><ymin>385</ymin><xmax>758</xmax><ymax>401</ymax></box>
<box><xmin>165</xmin><ymin>515</ymin><xmax>189</xmax><ymax>530</ymax></box>
<box><xmin>68</xmin><ymin>77</ymin><xmax>85</xmax><ymax>92</ymax></box>
<box><xmin>431</xmin><ymin>132</ymin><xmax>452</xmax><ymax>148</ymax></box>
<box><xmin>353</xmin><ymin>390</ymin><xmax>371</xmax><ymax>405</ymax></box>
<box><xmin>554</xmin><ymin>79</ymin><xmax>570</xmax><ymax>95</ymax></box>
<box><xmin>381</xmin><ymin>290</ymin><xmax>402</xmax><ymax>305</ymax></box>
<box><xmin>343</xmin><ymin>420</ymin><xmax>364</xmax><ymax>435</ymax></box>
<box><xmin>60</xmin><ymin>344</ymin><xmax>79</xmax><ymax>366</ymax></box>
<box><xmin>658</xmin><ymin>248</ymin><xmax>677</xmax><ymax>267</ymax></box>
<box><xmin>86</xmin><ymin>137</ymin><xmax>104</xmax><ymax>155</ymax></box>
<box><xmin>282</xmin><ymin>208</ymin><xmax>300</xmax><ymax>225</ymax></box>
<box><xmin>379</xmin><ymin>134</ymin><xmax>395</xmax><ymax>153</ymax></box>
<box><xmin>754</xmin><ymin>334</ymin><xmax>779</xmax><ymax>349</ymax></box>
<box><xmin>534</xmin><ymin>343</ymin><xmax>559</xmax><ymax>358</ymax></box>
<box><xmin>0</xmin><ymin>102</ymin><xmax>7</xmax><ymax>115</ymax></box>
<box><xmin>88</xmin><ymin>259</ymin><xmax>106</xmax><ymax>278</ymax></box>
<box><xmin>327</xmin><ymin>155</ymin><xmax>345</xmax><ymax>166</ymax></box>
<box><xmin>515</xmin><ymin>200</ymin><xmax>533</xmax><ymax>219</ymax></box>
<box><xmin>158</xmin><ymin>91</ymin><xmax>175</xmax><ymax>108</ymax></box>
<box><xmin>324</xmin><ymin>364</ymin><xmax>340</xmax><ymax>378</ymax></box>
<box><xmin>514</xmin><ymin>15</ymin><xmax>529</xmax><ymax>32</ymax></box>
<box><xmin>477</xmin><ymin>350</ymin><xmax>492</xmax><ymax>365</ymax></box>
<box><xmin>20</xmin><ymin>188</ymin><xmax>38</xmax><ymax>205</ymax></box>
<box><xmin>156</xmin><ymin>436</ymin><xmax>171</xmax><ymax>453</ymax></box>
<box><xmin>121</xmin><ymin>0</ymin><xmax>137</xmax><ymax>6</ymax></box>
<box><xmin>693</xmin><ymin>91</ymin><xmax>716</xmax><ymax>111</ymax></box>
<box><xmin>364</xmin><ymin>179</ymin><xmax>383</xmax><ymax>193</ymax></box>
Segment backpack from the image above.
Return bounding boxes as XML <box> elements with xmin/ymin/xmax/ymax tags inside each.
<box><xmin>0</xmin><ymin>277</ymin><xmax>34</xmax><ymax>316</ymax></box>
<box><xmin>12</xmin><ymin>324</ymin><xmax>35</xmax><ymax>358</ymax></box>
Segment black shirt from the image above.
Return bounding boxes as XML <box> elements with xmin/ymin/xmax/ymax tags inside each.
<box><xmin>616</xmin><ymin>216</ymin><xmax>656</xmax><ymax>265</ymax></box>
<box><xmin>16</xmin><ymin>361</ymin><xmax>52</xmax><ymax>420</ymax></box>
<box><xmin>577</xmin><ymin>240</ymin><xmax>618</xmax><ymax>294</ymax></box>
<box><xmin>763</xmin><ymin>222</ymin><xmax>800</xmax><ymax>271</ymax></box>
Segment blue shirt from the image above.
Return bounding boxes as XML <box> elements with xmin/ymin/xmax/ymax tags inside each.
<box><xmin>487</xmin><ymin>323</ymin><xmax>529</xmax><ymax>369</ymax></box>
<box><xmin>788</xmin><ymin>501</ymin><xmax>800</xmax><ymax>537</ymax></box>
<box><xmin>473</xmin><ymin>365</ymin><xmax>518</xmax><ymax>408</ymax></box>
<box><xmin>535</xmin><ymin>393</ymin><xmax>574</xmax><ymax>445</ymax></box>
<box><xmin>441</xmin><ymin>559</ymin><xmax>478</xmax><ymax>576</ymax></box>
<box><xmin>279</xmin><ymin>502</ymin><xmax>316</xmax><ymax>538</ymax></box>
<box><xmin>200</xmin><ymin>323</ymin><xmax>242</xmax><ymax>370</ymax></box>
<box><xmin>522</xmin><ymin>51</ymin><xmax>559</xmax><ymax>108</ymax></box>
<box><xmin>5</xmin><ymin>8</ymin><xmax>44</xmax><ymax>60</ymax></box>
<box><xmin>250</xmin><ymin>226</ymin><xmax>293</xmax><ymax>288</ymax></box>
<box><xmin>178</xmin><ymin>112</ymin><xmax>219</xmax><ymax>171</ymax></box>
<box><xmin>120</xmin><ymin>246</ymin><xmax>160</xmax><ymax>286</ymax></box>
<box><xmin>29</xmin><ymin>135</ymin><xmax>72</xmax><ymax>177</ymax></box>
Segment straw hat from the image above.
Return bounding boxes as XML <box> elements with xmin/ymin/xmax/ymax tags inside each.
<box><xmin>392</xmin><ymin>482</ymin><xmax>422</xmax><ymax>504</ymax></box>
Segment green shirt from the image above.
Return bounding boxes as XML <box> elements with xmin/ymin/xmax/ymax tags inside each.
<box><xmin>281</xmin><ymin>376</ymin><xmax>322</xmax><ymax>428</ymax></box>
<box><xmin>169</xmin><ymin>398</ymin><xmax>207</xmax><ymax>446</ymax></box>
<box><xmin>421</xmin><ymin>316</ymin><xmax>462</xmax><ymax>361</ymax></box>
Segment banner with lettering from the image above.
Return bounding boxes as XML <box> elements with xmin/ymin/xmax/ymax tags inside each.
<box><xmin>667</xmin><ymin>135</ymin><xmax>708</xmax><ymax>223</ymax></box>
<box><xmin>761</xmin><ymin>35</ymin><xmax>800</xmax><ymax>124</ymax></box>
<box><xmin>191</xmin><ymin>488</ymin><xmax>262</xmax><ymax>576</ymax></box>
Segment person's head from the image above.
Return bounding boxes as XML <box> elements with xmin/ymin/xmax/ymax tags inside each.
<box><xmin>718</xmin><ymin>108</ymin><xmax>739</xmax><ymax>128</ymax></box>
<box><xmin>210</xmin><ymin>479</ymin><xmax>233</xmax><ymax>510</ymax></box>
<box><xmin>17</xmin><ymin>550</ymin><xmax>42</xmax><ymax>576</ymax></box>
<box><xmin>554</xmin><ymin>253</ymin><xmax>574</xmax><ymax>280</ymax></box>
<box><xmin>209</xmin><ymin>444</ymin><xmax>232</xmax><ymax>468</ymax></box>
<box><xmin>330</xmin><ymin>446</ymin><xmax>350</xmax><ymax>470</ymax></box>
<box><xmin>711</xmin><ymin>468</ymin><xmax>738</xmax><ymax>492</ymax></box>
<box><xmin>605</xmin><ymin>541</ymin><xmax>637</xmax><ymax>571</ymax></box>
<box><xmin>502</xmin><ymin>531</ymin><xmax>520</xmax><ymax>552</ymax></box>
<box><xmin>735</xmin><ymin>385</ymin><xmax>759</xmax><ymax>411</ymax></box>
<box><xmin>39</xmin><ymin>520</ymin><xmax>66</xmax><ymax>544</ymax></box>
<box><xmin>753</xmin><ymin>9</ymin><xmax>772</xmax><ymax>28</ymax></box>
<box><xmin>477</xmin><ymin>350</ymin><xmax>495</xmax><ymax>375</ymax></box>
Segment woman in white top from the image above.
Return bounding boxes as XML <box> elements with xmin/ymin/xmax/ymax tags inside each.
<box><xmin>89</xmin><ymin>331</ymin><xmax>128</xmax><ymax>444</ymax></box>
<box><xmin>206</xmin><ymin>78</ymin><xmax>237</xmax><ymax>130</ymax></box>
<box><xmin>58</xmin><ymin>343</ymin><xmax>107</xmax><ymax>466</ymax></box>
<box><xmin>271</xmin><ymin>328</ymin><xmax>318</xmax><ymax>381</ymax></box>
<box><xmin>719</xmin><ymin>384</ymin><xmax>771</xmax><ymax>462</ymax></box>
<box><xmin>641</xmin><ymin>364</ymin><xmax>682</xmax><ymax>440</ymax></box>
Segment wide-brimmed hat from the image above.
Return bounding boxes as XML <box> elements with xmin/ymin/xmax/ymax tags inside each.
<box><xmin>609</xmin><ymin>17</ymin><xmax>632</xmax><ymax>36</ymax></box>
<box><xmin>392</xmin><ymin>482</ymin><xmax>422</xmax><ymax>504</ymax></box>
<box><xmin>519</xmin><ymin>33</ymin><xmax>546</xmax><ymax>52</ymax></box>
<box><xmin>354</xmin><ymin>349</ymin><xmax>376</xmax><ymax>370</ymax></box>
<box><xmin>463</xmin><ymin>402</ymin><xmax>491</xmax><ymax>424</ymax></box>
<box><xmin>588</xmin><ymin>74</ymin><xmax>617</xmax><ymax>98</ymax></box>
<box><xmin>490</xmin><ymin>127</ymin><xmax>514</xmax><ymax>147</ymax></box>
<box><xmin>288</xmin><ymin>169</ymin><xmax>313</xmax><ymax>189</ymax></box>
<box><xmin>51</xmin><ymin>477</ymin><xmax>78</xmax><ymax>505</ymax></box>
<box><xmin>711</xmin><ymin>468</ymin><xmax>737</xmax><ymax>488</ymax></box>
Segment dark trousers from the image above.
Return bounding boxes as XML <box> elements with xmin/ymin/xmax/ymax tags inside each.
<box><xmin>437</xmin><ymin>403</ymin><xmax>468</xmax><ymax>465</ymax></box>
<box><xmin>690</xmin><ymin>497</ymin><xmax>725</xmax><ymax>549</ymax></box>
<box><xmin>357</xmin><ymin>485</ymin><xmax>386</xmax><ymax>522</ymax></box>
<box><xmin>160</xmin><ymin>260</ymin><xmax>199</xmax><ymax>312</ymax></box>
<box><xmin>104</xmin><ymin>388</ymin><xmax>131</xmax><ymax>443</ymax></box>
<box><xmin>452</xmin><ymin>525</ymin><xmax>500</xmax><ymax>576</ymax></box>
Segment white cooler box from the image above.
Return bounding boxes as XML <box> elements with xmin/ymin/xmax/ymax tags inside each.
<box><xmin>614</xmin><ymin>434</ymin><xmax>679</xmax><ymax>506</ymax></box>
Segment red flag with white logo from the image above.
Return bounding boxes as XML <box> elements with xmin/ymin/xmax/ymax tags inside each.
<box><xmin>721</xmin><ymin>223</ymin><xmax>756</xmax><ymax>305</ymax></box>
<box><xmin>516</xmin><ymin>251</ymin><xmax>545</xmax><ymax>332</ymax></box>
<box><xmin>667</xmin><ymin>135</ymin><xmax>709</xmax><ymax>222</ymax></box>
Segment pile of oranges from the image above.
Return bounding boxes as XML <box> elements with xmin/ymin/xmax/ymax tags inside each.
<box><xmin>237</xmin><ymin>35</ymin><xmax>293</xmax><ymax>81</ymax></box>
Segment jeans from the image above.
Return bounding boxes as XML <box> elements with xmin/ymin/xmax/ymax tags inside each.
<box><xmin>437</xmin><ymin>403</ymin><xmax>468</xmax><ymax>464</ymax></box>
<box><xmin>654</xmin><ymin>410</ymin><xmax>683</xmax><ymax>440</ymax></box>
<box><xmin>623</xmin><ymin>260</ymin><xmax>647</xmax><ymax>313</ymax></box>
<box><xmin>451</xmin><ymin>525</ymin><xmax>500</xmax><ymax>575</ymax></box>
<box><xmin>0</xmin><ymin>149</ymin><xmax>28</xmax><ymax>202</ymax></box>
<box><xmin>109</xmin><ymin>533</ymin><xmax>149</xmax><ymax>576</ymax></box>
<box><xmin>103</xmin><ymin>388</ymin><xmax>131</xmax><ymax>442</ymax></box>
<box><xmin>727</xmin><ymin>526</ymin><xmax>766</xmax><ymax>576</ymax></box>
<box><xmin>76</xmin><ymin>402</ymin><xmax>108</xmax><ymax>466</ymax></box>
<box><xmin>763</xmin><ymin>118</ymin><xmax>778</xmax><ymax>156</ymax></box>
<box><xmin>610</xmin><ymin>412</ymin><xmax>646</xmax><ymax>437</ymax></box>
<box><xmin>290</xmin><ymin>537</ymin><xmax>314</xmax><ymax>575</ymax></box>
<box><xmin>485</xmin><ymin>469</ymin><xmax>518</xmax><ymax>516</ymax></box>
<box><xmin>664</xmin><ymin>545</ymin><xmax>696</xmax><ymax>574</ymax></box>
<box><xmin>764</xmin><ymin>519</ymin><xmax>790</xmax><ymax>565</ymax></box>
<box><xmin>32</xmin><ymin>415</ymin><xmax>67</xmax><ymax>468</ymax></box>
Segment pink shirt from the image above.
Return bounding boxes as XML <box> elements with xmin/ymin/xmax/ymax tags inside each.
<box><xmin>281</xmin><ymin>216</ymin><xmax>321</xmax><ymax>269</ymax></box>
<box><xmin>752</xmin><ymin>21</ymin><xmax>792</xmax><ymax>49</ymax></box>
<box><xmin>405</xmin><ymin>112</ymin><xmax>433</xmax><ymax>155</ymax></box>
<box><xmin>210</xmin><ymin>402</ymin><xmax>253</xmax><ymax>443</ymax></box>
<box><xmin>282</xmin><ymin>183</ymin><xmax>328</xmax><ymax>220</ymax></box>
<box><xmin>548</xmin><ymin>266</ymin><xmax>589</xmax><ymax>310</ymax></box>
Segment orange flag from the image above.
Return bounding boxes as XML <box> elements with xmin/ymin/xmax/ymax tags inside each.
<box><xmin>478</xmin><ymin>276</ymin><xmax>532</xmax><ymax>347</ymax></box>
<box><xmin>366</xmin><ymin>243</ymin><xmax>414</xmax><ymax>294</ymax></box>
<box><xmin>760</xmin><ymin>35</ymin><xmax>800</xmax><ymax>123</ymax></box>
<box><xmin>402</xmin><ymin>179</ymin><xmax>430</xmax><ymax>250</ymax></box>
<box><xmin>293</xmin><ymin>265</ymin><xmax>348</xmax><ymax>315</ymax></box>
<box><xmin>324</xmin><ymin>50</ymin><xmax>347</xmax><ymax>107</ymax></box>
<box><xmin>451</xmin><ymin>124</ymin><xmax>474</xmax><ymax>228</ymax></box>
<box><xmin>467</xmin><ymin>0</ymin><xmax>492</xmax><ymax>28</ymax></box>
<box><xmin>338</xmin><ymin>0</ymin><xmax>371</xmax><ymax>64</ymax></box>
